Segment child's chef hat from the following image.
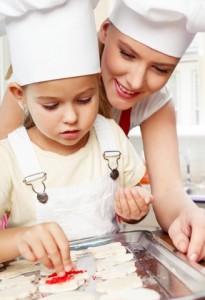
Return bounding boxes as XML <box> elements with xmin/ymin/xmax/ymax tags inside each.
<box><xmin>0</xmin><ymin>0</ymin><xmax>68</xmax><ymax>22</ymax></box>
<box><xmin>109</xmin><ymin>0</ymin><xmax>205</xmax><ymax>58</ymax></box>
<box><xmin>5</xmin><ymin>0</ymin><xmax>100</xmax><ymax>85</ymax></box>
<box><xmin>0</xmin><ymin>0</ymin><xmax>100</xmax><ymax>22</ymax></box>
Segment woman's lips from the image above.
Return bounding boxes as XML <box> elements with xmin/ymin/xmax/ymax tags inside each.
<box><xmin>115</xmin><ymin>79</ymin><xmax>139</xmax><ymax>100</ymax></box>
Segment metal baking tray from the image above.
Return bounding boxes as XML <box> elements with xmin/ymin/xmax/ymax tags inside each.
<box><xmin>1</xmin><ymin>230</ymin><xmax>205</xmax><ymax>299</ymax></box>
<box><xmin>70</xmin><ymin>230</ymin><xmax>205</xmax><ymax>300</ymax></box>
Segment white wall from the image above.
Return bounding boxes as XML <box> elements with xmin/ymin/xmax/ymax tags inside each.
<box><xmin>129</xmin><ymin>127</ymin><xmax>205</xmax><ymax>185</ymax></box>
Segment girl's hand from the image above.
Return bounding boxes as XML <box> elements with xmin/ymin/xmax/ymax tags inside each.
<box><xmin>115</xmin><ymin>186</ymin><xmax>153</xmax><ymax>223</ymax></box>
<box><xmin>15</xmin><ymin>222</ymin><xmax>72</xmax><ymax>276</ymax></box>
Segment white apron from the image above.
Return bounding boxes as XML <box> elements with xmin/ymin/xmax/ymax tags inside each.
<box><xmin>8</xmin><ymin>115</ymin><xmax>122</xmax><ymax>241</ymax></box>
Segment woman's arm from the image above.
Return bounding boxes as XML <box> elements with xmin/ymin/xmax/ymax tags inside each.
<box><xmin>140</xmin><ymin>100</ymin><xmax>205</xmax><ymax>261</ymax></box>
<box><xmin>0</xmin><ymin>87</ymin><xmax>24</xmax><ymax>139</ymax></box>
<box><xmin>140</xmin><ymin>100</ymin><xmax>187</xmax><ymax>228</ymax></box>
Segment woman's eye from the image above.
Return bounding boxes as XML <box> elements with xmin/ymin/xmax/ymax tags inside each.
<box><xmin>120</xmin><ymin>49</ymin><xmax>135</xmax><ymax>59</ymax></box>
<box><xmin>43</xmin><ymin>104</ymin><xmax>58</xmax><ymax>110</ymax></box>
<box><xmin>77</xmin><ymin>97</ymin><xmax>92</xmax><ymax>104</ymax></box>
<box><xmin>154</xmin><ymin>66</ymin><xmax>169</xmax><ymax>74</ymax></box>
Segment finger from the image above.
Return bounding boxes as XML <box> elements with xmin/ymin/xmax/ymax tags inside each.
<box><xmin>115</xmin><ymin>191</ymin><xmax>123</xmax><ymax>216</ymax></box>
<box><xmin>17</xmin><ymin>240</ymin><xmax>38</xmax><ymax>263</ymax></box>
<box><xmin>25</xmin><ymin>232</ymin><xmax>54</xmax><ymax>270</ymax></box>
<box><xmin>168</xmin><ymin>220</ymin><xmax>190</xmax><ymax>254</ymax></box>
<box><xmin>123</xmin><ymin>188</ymin><xmax>141</xmax><ymax>220</ymax></box>
<box><xmin>130</xmin><ymin>188</ymin><xmax>149</xmax><ymax>211</ymax></box>
<box><xmin>187</xmin><ymin>224</ymin><xmax>205</xmax><ymax>262</ymax></box>
<box><xmin>50</xmin><ymin>224</ymin><xmax>72</xmax><ymax>272</ymax></box>
<box><xmin>40</xmin><ymin>224</ymin><xmax>71</xmax><ymax>276</ymax></box>
<box><xmin>117</xmin><ymin>188</ymin><xmax>132</xmax><ymax>219</ymax></box>
<box><xmin>134</xmin><ymin>187</ymin><xmax>154</xmax><ymax>205</ymax></box>
<box><xmin>16</xmin><ymin>228</ymin><xmax>53</xmax><ymax>268</ymax></box>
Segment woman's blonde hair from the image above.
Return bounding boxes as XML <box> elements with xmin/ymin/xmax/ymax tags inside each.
<box><xmin>98</xmin><ymin>32</ymin><xmax>112</xmax><ymax>119</ymax></box>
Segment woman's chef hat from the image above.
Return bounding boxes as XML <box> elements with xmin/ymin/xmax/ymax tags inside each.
<box><xmin>109</xmin><ymin>0</ymin><xmax>205</xmax><ymax>58</ymax></box>
<box><xmin>4</xmin><ymin>0</ymin><xmax>100</xmax><ymax>85</ymax></box>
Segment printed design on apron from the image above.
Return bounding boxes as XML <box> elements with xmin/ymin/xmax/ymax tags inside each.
<box><xmin>8</xmin><ymin>115</ymin><xmax>122</xmax><ymax>240</ymax></box>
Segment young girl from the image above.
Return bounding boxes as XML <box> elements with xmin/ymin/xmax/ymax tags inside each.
<box><xmin>98</xmin><ymin>0</ymin><xmax>205</xmax><ymax>262</ymax></box>
<box><xmin>1</xmin><ymin>0</ymin><xmax>205</xmax><ymax>262</ymax></box>
<box><xmin>0</xmin><ymin>0</ymin><xmax>152</xmax><ymax>276</ymax></box>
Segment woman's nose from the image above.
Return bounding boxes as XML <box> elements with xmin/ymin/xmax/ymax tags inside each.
<box><xmin>125</xmin><ymin>63</ymin><xmax>147</xmax><ymax>91</ymax></box>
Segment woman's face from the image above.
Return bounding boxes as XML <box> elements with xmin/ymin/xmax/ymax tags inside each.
<box><xmin>99</xmin><ymin>21</ymin><xmax>179</xmax><ymax>110</ymax></box>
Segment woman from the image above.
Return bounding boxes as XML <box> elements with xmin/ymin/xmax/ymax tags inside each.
<box><xmin>97</xmin><ymin>0</ymin><xmax>205</xmax><ymax>262</ymax></box>
<box><xmin>1</xmin><ymin>0</ymin><xmax>205</xmax><ymax>261</ymax></box>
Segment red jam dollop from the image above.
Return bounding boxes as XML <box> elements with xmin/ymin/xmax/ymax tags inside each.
<box><xmin>45</xmin><ymin>269</ymin><xmax>86</xmax><ymax>285</ymax></box>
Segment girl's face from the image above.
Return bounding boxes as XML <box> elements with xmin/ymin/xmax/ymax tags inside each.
<box><xmin>24</xmin><ymin>75</ymin><xmax>99</xmax><ymax>155</ymax></box>
<box><xmin>99</xmin><ymin>21</ymin><xmax>179</xmax><ymax>110</ymax></box>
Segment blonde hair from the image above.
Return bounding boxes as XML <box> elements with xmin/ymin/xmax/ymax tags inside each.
<box><xmin>98</xmin><ymin>33</ymin><xmax>112</xmax><ymax>119</ymax></box>
<box><xmin>21</xmin><ymin>85</ymin><xmax>35</xmax><ymax>129</ymax></box>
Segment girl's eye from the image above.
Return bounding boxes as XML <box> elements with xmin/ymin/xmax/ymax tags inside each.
<box><xmin>120</xmin><ymin>48</ymin><xmax>135</xmax><ymax>59</ymax></box>
<box><xmin>77</xmin><ymin>97</ymin><xmax>92</xmax><ymax>104</ymax></box>
<box><xmin>43</xmin><ymin>104</ymin><xmax>58</xmax><ymax>110</ymax></box>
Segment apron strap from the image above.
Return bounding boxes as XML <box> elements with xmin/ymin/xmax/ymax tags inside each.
<box><xmin>94</xmin><ymin>114</ymin><xmax>118</xmax><ymax>152</ymax></box>
<box><xmin>8</xmin><ymin>126</ymin><xmax>43</xmax><ymax>181</ymax></box>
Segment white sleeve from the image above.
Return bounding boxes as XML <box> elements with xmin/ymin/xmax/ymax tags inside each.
<box><xmin>0</xmin><ymin>0</ymin><xmax>66</xmax><ymax>22</ymax></box>
<box><xmin>130</xmin><ymin>86</ymin><xmax>172</xmax><ymax>128</ymax></box>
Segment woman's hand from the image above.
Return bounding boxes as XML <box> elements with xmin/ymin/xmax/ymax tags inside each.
<box><xmin>115</xmin><ymin>186</ymin><xmax>153</xmax><ymax>223</ymax></box>
<box><xmin>15</xmin><ymin>222</ymin><xmax>72</xmax><ymax>276</ymax></box>
<box><xmin>168</xmin><ymin>206</ymin><xmax>205</xmax><ymax>262</ymax></box>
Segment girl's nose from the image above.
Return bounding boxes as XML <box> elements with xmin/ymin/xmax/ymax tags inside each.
<box><xmin>62</xmin><ymin>107</ymin><xmax>77</xmax><ymax>124</ymax></box>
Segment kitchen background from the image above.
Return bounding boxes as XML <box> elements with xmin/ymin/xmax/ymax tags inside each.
<box><xmin>0</xmin><ymin>0</ymin><xmax>205</xmax><ymax>227</ymax></box>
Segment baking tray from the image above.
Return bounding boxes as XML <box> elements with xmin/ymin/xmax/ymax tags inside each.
<box><xmin>69</xmin><ymin>230</ymin><xmax>205</xmax><ymax>300</ymax></box>
<box><xmin>1</xmin><ymin>230</ymin><xmax>205</xmax><ymax>299</ymax></box>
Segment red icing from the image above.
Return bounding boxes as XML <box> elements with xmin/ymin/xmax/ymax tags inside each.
<box><xmin>45</xmin><ymin>269</ymin><xmax>86</xmax><ymax>285</ymax></box>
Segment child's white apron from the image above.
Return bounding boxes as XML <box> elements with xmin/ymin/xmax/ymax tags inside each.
<box><xmin>8</xmin><ymin>115</ymin><xmax>121</xmax><ymax>241</ymax></box>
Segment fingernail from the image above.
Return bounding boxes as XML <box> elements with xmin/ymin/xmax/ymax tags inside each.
<box><xmin>145</xmin><ymin>197</ymin><xmax>151</xmax><ymax>204</ymax></box>
<box><xmin>65</xmin><ymin>265</ymin><xmax>72</xmax><ymax>272</ymax></box>
<box><xmin>178</xmin><ymin>241</ymin><xmax>187</xmax><ymax>252</ymax></box>
<box><xmin>189</xmin><ymin>252</ymin><xmax>198</xmax><ymax>261</ymax></box>
<box><xmin>58</xmin><ymin>271</ymin><xmax>65</xmax><ymax>277</ymax></box>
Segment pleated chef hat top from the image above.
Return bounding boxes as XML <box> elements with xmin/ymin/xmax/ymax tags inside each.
<box><xmin>109</xmin><ymin>0</ymin><xmax>205</xmax><ymax>58</ymax></box>
<box><xmin>4</xmin><ymin>0</ymin><xmax>100</xmax><ymax>85</ymax></box>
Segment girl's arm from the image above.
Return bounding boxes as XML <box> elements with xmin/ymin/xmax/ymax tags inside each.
<box><xmin>140</xmin><ymin>100</ymin><xmax>205</xmax><ymax>261</ymax></box>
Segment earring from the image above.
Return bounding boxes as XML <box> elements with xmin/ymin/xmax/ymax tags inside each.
<box><xmin>17</xmin><ymin>101</ymin><xmax>29</xmax><ymax>125</ymax></box>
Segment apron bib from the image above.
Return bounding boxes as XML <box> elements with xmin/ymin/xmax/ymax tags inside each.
<box><xmin>8</xmin><ymin>115</ymin><xmax>121</xmax><ymax>240</ymax></box>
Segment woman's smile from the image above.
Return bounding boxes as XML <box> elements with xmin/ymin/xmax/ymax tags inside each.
<box><xmin>114</xmin><ymin>79</ymin><xmax>140</xmax><ymax>100</ymax></box>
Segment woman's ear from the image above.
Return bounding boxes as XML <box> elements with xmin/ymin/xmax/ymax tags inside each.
<box><xmin>8</xmin><ymin>82</ymin><xmax>25</xmax><ymax>110</ymax></box>
<box><xmin>8</xmin><ymin>82</ymin><xmax>23</xmax><ymax>99</ymax></box>
<box><xmin>99</xmin><ymin>19</ymin><xmax>111</xmax><ymax>44</ymax></box>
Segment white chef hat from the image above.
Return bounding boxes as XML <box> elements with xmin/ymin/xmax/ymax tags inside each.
<box><xmin>4</xmin><ymin>0</ymin><xmax>100</xmax><ymax>85</ymax></box>
<box><xmin>0</xmin><ymin>0</ymin><xmax>100</xmax><ymax>23</ymax></box>
<box><xmin>109</xmin><ymin>0</ymin><xmax>205</xmax><ymax>58</ymax></box>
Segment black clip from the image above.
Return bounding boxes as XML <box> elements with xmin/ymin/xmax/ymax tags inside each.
<box><xmin>23</xmin><ymin>172</ymin><xmax>48</xmax><ymax>204</ymax></box>
<box><xmin>103</xmin><ymin>151</ymin><xmax>121</xmax><ymax>180</ymax></box>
